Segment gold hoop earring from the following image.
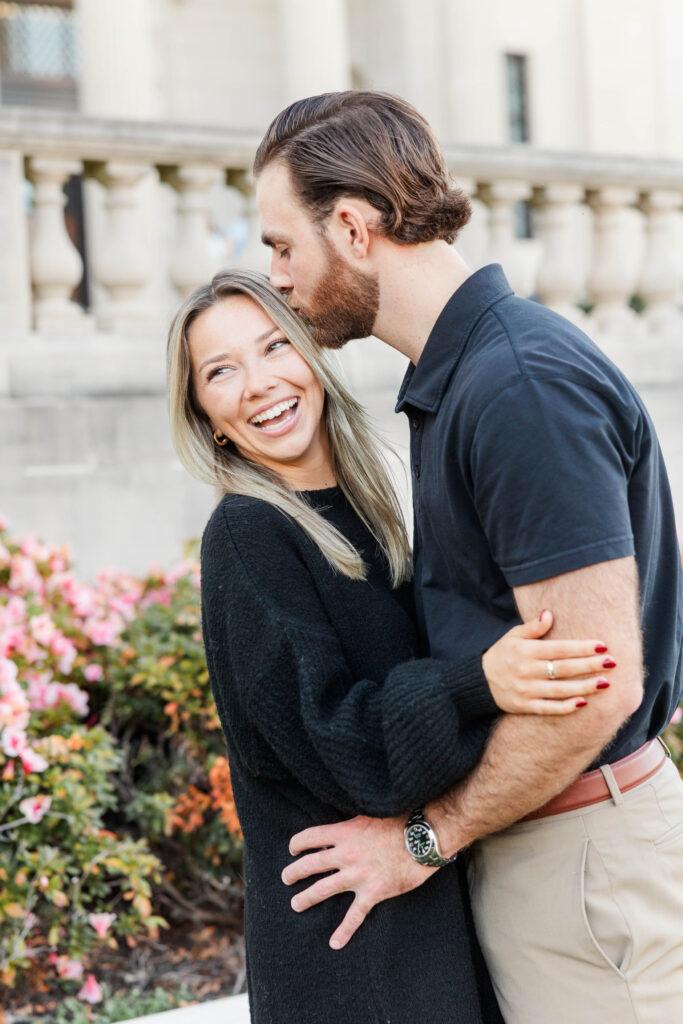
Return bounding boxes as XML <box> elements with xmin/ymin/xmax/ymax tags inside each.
<box><xmin>213</xmin><ymin>431</ymin><xmax>228</xmax><ymax>447</ymax></box>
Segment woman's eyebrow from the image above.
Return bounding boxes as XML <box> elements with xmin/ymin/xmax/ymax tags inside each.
<box><xmin>197</xmin><ymin>327</ymin><xmax>280</xmax><ymax>372</ymax></box>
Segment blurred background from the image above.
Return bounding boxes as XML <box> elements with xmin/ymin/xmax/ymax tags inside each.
<box><xmin>2</xmin><ymin>0</ymin><xmax>683</xmax><ymax>577</ymax></box>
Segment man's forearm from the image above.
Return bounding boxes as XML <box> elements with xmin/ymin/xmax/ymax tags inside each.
<box><xmin>427</xmin><ymin>711</ymin><xmax>617</xmax><ymax>855</ymax></box>
<box><xmin>428</xmin><ymin>556</ymin><xmax>643</xmax><ymax>855</ymax></box>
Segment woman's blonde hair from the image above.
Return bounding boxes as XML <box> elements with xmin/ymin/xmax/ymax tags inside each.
<box><xmin>167</xmin><ymin>269</ymin><xmax>411</xmax><ymax>586</ymax></box>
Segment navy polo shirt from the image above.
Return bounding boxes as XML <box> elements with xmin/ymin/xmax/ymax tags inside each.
<box><xmin>396</xmin><ymin>264</ymin><xmax>683</xmax><ymax>763</ymax></box>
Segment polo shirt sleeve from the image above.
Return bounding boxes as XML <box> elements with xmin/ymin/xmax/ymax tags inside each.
<box><xmin>469</xmin><ymin>376</ymin><xmax>636</xmax><ymax>587</ymax></box>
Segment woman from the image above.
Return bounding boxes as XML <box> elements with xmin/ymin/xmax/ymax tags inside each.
<box><xmin>167</xmin><ymin>270</ymin><xmax>614</xmax><ymax>1024</ymax></box>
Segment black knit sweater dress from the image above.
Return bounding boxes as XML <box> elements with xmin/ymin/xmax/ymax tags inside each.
<box><xmin>200</xmin><ymin>487</ymin><xmax>503</xmax><ymax>1024</ymax></box>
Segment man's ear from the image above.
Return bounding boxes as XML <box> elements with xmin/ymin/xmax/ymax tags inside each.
<box><xmin>329</xmin><ymin>200</ymin><xmax>373</xmax><ymax>259</ymax></box>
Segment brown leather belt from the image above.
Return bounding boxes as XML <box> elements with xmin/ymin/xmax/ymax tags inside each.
<box><xmin>522</xmin><ymin>739</ymin><xmax>667</xmax><ymax>821</ymax></box>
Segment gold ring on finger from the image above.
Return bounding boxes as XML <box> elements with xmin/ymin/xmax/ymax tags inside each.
<box><xmin>547</xmin><ymin>661</ymin><xmax>555</xmax><ymax>680</ymax></box>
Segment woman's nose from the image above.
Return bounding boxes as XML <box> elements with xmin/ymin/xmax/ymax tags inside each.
<box><xmin>243</xmin><ymin>360</ymin><xmax>276</xmax><ymax>398</ymax></box>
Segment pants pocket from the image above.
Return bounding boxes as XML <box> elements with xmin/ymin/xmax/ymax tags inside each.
<box><xmin>580</xmin><ymin>837</ymin><xmax>631</xmax><ymax>978</ymax></box>
<box><xmin>654</xmin><ymin>819</ymin><xmax>683</xmax><ymax>852</ymax></box>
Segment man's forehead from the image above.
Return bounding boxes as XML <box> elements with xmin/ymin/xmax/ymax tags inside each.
<box><xmin>257</xmin><ymin>161</ymin><xmax>309</xmax><ymax>238</ymax></box>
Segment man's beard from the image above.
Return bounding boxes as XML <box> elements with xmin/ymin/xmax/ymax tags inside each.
<box><xmin>297</xmin><ymin>234</ymin><xmax>380</xmax><ymax>350</ymax></box>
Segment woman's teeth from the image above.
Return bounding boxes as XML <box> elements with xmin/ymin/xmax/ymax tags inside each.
<box><xmin>250</xmin><ymin>398</ymin><xmax>298</xmax><ymax>428</ymax></box>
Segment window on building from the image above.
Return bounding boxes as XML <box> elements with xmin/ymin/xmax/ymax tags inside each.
<box><xmin>505</xmin><ymin>53</ymin><xmax>530</xmax><ymax>144</ymax></box>
<box><xmin>0</xmin><ymin>0</ymin><xmax>78</xmax><ymax>109</ymax></box>
<box><xmin>505</xmin><ymin>53</ymin><xmax>534</xmax><ymax>238</ymax></box>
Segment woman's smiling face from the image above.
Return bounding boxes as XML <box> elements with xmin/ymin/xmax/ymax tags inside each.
<box><xmin>188</xmin><ymin>295</ymin><xmax>333</xmax><ymax>490</ymax></box>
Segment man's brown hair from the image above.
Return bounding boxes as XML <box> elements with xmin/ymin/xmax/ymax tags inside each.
<box><xmin>254</xmin><ymin>91</ymin><xmax>471</xmax><ymax>245</ymax></box>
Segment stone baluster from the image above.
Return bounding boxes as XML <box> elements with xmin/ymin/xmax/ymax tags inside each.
<box><xmin>586</xmin><ymin>187</ymin><xmax>640</xmax><ymax>334</ymax></box>
<box><xmin>26</xmin><ymin>157</ymin><xmax>85</xmax><ymax>330</ymax></box>
<box><xmin>453</xmin><ymin>176</ymin><xmax>488</xmax><ymax>271</ymax></box>
<box><xmin>637</xmin><ymin>188</ymin><xmax>683</xmax><ymax>334</ymax></box>
<box><xmin>90</xmin><ymin>162</ymin><xmax>153</xmax><ymax>330</ymax></box>
<box><xmin>0</xmin><ymin>151</ymin><xmax>32</xmax><ymax>331</ymax></box>
<box><xmin>165</xmin><ymin>164</ymin><xmax>224</xmax><ymax>299</ymax></box>
<box><xmin>478</xmin><ymin>181</ymin><xmax>532</xmax><ymax>295</ymax></box>
<box><xmin>229</xmin><ymin>171</ymin><xmax>271</xmax><ymax>274</ymax></box>
<box><xmin>534</xmin><ymin>183</ymin><xmax>587</xmax><ymax>325</ymax></box>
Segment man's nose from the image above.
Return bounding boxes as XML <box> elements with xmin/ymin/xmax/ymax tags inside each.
<box><xmin>269</xmin><ymin>252</ymin><xmax>293</xmax><ymax>298</ymax></box>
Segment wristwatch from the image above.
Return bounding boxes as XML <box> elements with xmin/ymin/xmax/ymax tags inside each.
<box><xmin>404</xmin><ymin>808</ymin><xmax>458</xmax><ymax>868</ymax></box>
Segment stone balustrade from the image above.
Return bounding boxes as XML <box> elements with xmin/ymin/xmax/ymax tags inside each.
<box><xmin>3</xmin><ymin>108</ymin><xmax>683</xmax><ymax>577</ymax></box>
<box><xmin>2</xmin><ymin>107</ymin><xmax>683</xmax><ymax>368</ymax></box>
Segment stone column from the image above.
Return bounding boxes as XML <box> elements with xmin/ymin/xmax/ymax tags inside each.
<box><xmin>165</xmin><ymin>164</ymin><xmax>224</xmax><ymax>299</ymax></box>
<box><xmin>637</xmin><ymin>189</ymin><xmax>683</xmax><ymax>334</ymax></box>
<box><xmin>453</xmin><ymin>176</ymin><xmax>488</xmax><ymax>271</ymax></box>
<box><xmin>278</xmin><ymin>0</ymin><xmax>351</xmax><ymax>104</ymax></box>
<box><xmin>26</xmin><ymin>158</ymin><xmax>85</xmax><ymax>331</ymax></box>
<box><xmin>478</xmin><ymin>181</ymin><xmax>532</xmax><ymax>295</ymax></box>
<box><xmin>90</xmin><ymin>162</ymin><xmax>154</xmax><ymax>330</ymax></box>
<box><xmin>0</xmin><ymin>152</ymin><xmax>32</xmax><ymax>331</ymax></box>
<box><xmin>587</xmin><ymin>186</ymin><xmax>639</xmax><ymax>334</ymax></box>
<box><xmin>77</xmin><ymin>0</ymin><xmax>163</xmax><ymax>118</ymax></box>
<box><xmin>534</xmin><ymin>183</ymin><xmax>587</xmax><ymax>325</ymax></box>
<box><xmin>228</xmin><ymin>171</ymin><xmax>271</xmax><ymax>275</ymax></box>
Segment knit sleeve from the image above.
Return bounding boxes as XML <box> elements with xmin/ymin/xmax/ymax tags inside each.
<box><xmin>201</xmin><ymin>499</ymin><xmax>498</xmax><ymax>818</ymax></box>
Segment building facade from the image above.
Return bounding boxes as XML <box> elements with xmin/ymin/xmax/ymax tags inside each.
<box><xmin>1</xmin><ymin>0</ymin><xmax>683</xmax><ymax>574</ymax></box>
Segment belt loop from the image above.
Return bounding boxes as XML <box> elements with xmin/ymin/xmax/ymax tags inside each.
<box><xmin>599</xmin><ymin>764</ymin><xmax>625</xmax><ymax>806</ymax></box>
<box><xmin>657</xmin><ymin>735</ymin><xmax>672</xmax><ymax>758</ymax></box>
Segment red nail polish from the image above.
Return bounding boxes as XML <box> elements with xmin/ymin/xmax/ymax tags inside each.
<box><xmin>596</xmin><ymin>680</ymin><xmax>610</xmax><ymax>690</ymax></box>
<box><xmin>595</xmin><ymin>644</ymin><xmax>608</xmax><ymax>654</ymax></box>
<box><xmin>576</xmin><ymin>700</ymin><xmax>588</xmax><ymax>707</ymax></box>
<box><xmin>602</xmin><ymin>658</ymin><xmax>617</xmax><ymax>669</ymax></box>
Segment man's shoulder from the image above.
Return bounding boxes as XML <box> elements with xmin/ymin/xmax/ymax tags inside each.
<box><xmin>451</xmin><ymin>297</ymin><xmax>642</xmax><ymax>429</ymax></box>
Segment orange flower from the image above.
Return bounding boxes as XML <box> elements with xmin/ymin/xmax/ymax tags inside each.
<box><xmin>209</xmin><ymin>757</ymin><xmax>243</xmax><ymax>839</ymax></box>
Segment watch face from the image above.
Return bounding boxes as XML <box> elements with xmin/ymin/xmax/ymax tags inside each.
<box><xmin>406</xmin><ymin>822</ymin><xmax>433</xmax><ymax>859</ymax></box>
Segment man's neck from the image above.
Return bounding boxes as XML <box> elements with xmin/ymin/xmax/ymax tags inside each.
<box><xmin>371</xmin><ymin>242</ymin><xmax>471</xmax><ymax>364</ymax></box>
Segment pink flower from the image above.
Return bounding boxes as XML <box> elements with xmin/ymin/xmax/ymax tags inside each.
<box><xmin>77</xmin><ymin>974</ymin><xmax>103</xmax><ymax>1004</ymax></box>
<box><xmin>20</xmin><ymin>747</ymin><xmax>49</xmax><ymax>774</ymax></box>
<box><xmin>20</xmin><ymin>533</ymin><xmax>48</xmax><ymax>562</ymax></box>
<box><xmin>2</xmin><ymin>726</ymin><xmax>28</xmax><ymax>757</ymax></box>
<box><xmin>9</xmin><ymin>554</ymin><xmax>44</xmax><ymax>597</ymax></box>
<box><xmin>83</xmin><ymin>664</ymin><xmax>103</xmax><ymax>682</ymax></box>
<box><xmin>87</xmin><ymin>911</ymin><xmax>117</xmax><ymax>938</ymax></box>
<box><xmin>56</xmin><ymin>682</ymin><xmax>89</xmax><ymax>717</ymax></box>
<box><xmin>30</xmin><ymin>614</ymin><xmax>59</xmax><ymax>648</ymax></box>
<box><xmin>671</xmin><ymin>707</ymin><xmax>682</xmax><ymax>725</ymax></box>
<box><xmin>19</xmin><ymin>794</ymin><xmax>52</xmax><ymax>823</ymax></box>
<box><xmin>69</xmin><ymin>584</ymin><xmax>97</xmax><ymax>618</ymax></box>
<box><xmin>0</xmin><ymin>657</ymin><xmax>19</xmax><ymax>688</ymax></box>
<box><xmin>48</xmin><ymin>552</ymin><xmax>69</xmax><ymax>574</ymax></box>
<box><xmin>57</xmin><ymin>957</ymin><xmax>84</xmax><ymax>980</ymax></box>
<box><xmin>0</xmin><ymin>514</ymin><xmax>9</xmax><ymax>531</ymax></box>
<box><xmin>0</xmin><ymin>626</ymin><xmax>24</xmax><ymax>658</ymax></box>
<box><xmin>4</xmin><ymin>596</ymin><xmax>27</xmax><ymax>623</ymax></box>
<box><xmin>84</xmin><ymin>617</ymin><xmax>120</xmax><ymax>648</ymax></box>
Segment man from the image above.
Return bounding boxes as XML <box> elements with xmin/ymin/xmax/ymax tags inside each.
<box><xmin>254</xmin><ymin>91</ymin><xmax>683</xmax><ymax>1022</ymax></box>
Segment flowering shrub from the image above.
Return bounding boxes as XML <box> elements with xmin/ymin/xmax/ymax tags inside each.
<box><xmin>0</xmin><ymin>518</ymin><xmax>243</xmax><ymax>1007</ymax></box>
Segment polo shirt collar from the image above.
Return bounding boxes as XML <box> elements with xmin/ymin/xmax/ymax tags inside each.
<box><xmin>395</xmin><ymin>263</ymin><xmax>513</xmax><ymax>414</ymax></box>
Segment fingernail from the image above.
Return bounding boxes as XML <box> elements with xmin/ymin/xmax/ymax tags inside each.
<box><xmin>595</xmin><ymin>644</ymin><xmax>608</xmax><ymax>653</ymax></box>
<box><xmin>330</xmin><ymin>938</ymin><xmax>341</xmax><ymax>950</ymax></box>
<box><xmin>596</xmin><ymin>680</ymin><xmax>610</xmax><ymax>690</ymax></box>
<box><xmin>291</xmin><ymin>897</ymin><xmax>301</xmax><ymax>911</ymax></box>
<box><xmin>539</xmin><ymin>609</ymin><xmax>547</xmax><ymax>621</ymax></box>
<box><xmin>576</xmin><ymin>700</ymin><xmax>588</xmax><ymax>707</ymax></box>
<box><xmin>602</xmin><ymin>658</ymin><xmax>617</xmax><ymax>669</ymax></box>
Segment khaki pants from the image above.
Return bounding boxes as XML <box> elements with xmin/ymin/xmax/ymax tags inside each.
<box><xmin>468</xmin><ymin>754</ymin><xmax>683</xmax><ymax>1023</ymax></box>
